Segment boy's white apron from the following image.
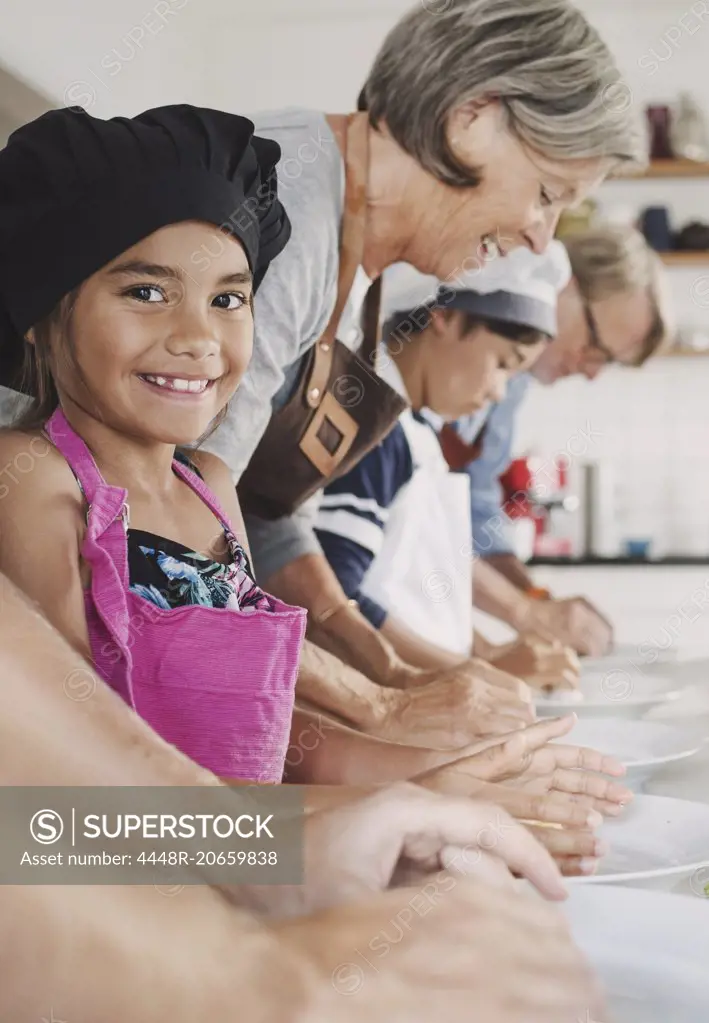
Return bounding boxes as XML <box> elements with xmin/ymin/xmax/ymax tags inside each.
<box><xmin>359</xmin><ymin>357</ymin><xmax>474</xmax><ymax>657</ymax></box>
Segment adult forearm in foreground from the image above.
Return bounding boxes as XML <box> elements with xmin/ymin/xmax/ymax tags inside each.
<box><xmin>0</xmin><ymin>578</ymin><xmax>370</xmax><ymax>918</ymax></box>
<box><xmin>0</xmin><ymin>576</ymin><xmax>323</xmax><ymax>1022</ymax></box>
<box><xmin>0</xmin><ymin>573</ymin><xmax>226</xmax><ymax>788</ymax></box>
<box><xmin>0</xmin><ymin>883</ymin><xmax>315</xmax><ymax>1023</ymax></box>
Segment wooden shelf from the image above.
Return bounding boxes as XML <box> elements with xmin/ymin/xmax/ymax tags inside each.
<box><xmin>659</xmin><ymin>251</ymin><xmax>709</xmax><ymax>266</ymax></box>
<box><xmin>622</xmin><ymin>159</ymin><xmax>709</xmax><ymax>179</ymax></box>
<box><xmin>663</xmin><ymin>347</ymin><xmax>709</xmax><ymax>357</ymax></box>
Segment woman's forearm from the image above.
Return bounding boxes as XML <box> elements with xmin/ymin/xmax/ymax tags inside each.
<box><xmin>285</xmin><ymin>705</ymin><xmax>455</xmax><ymax>786</ymax></box>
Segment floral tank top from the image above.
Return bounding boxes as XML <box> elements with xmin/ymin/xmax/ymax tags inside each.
<box><xmin>127</xmin><ymin>454</ymin><xmax>274</xmax><ymax>613</ymax></box>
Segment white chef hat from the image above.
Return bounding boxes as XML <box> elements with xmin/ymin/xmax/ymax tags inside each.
<box><xmin>382</xmin><ymin>240</ymin><xmax>572</xmax><ymax>338</ymax></box>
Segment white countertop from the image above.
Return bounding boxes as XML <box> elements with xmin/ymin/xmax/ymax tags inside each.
<box><xmin>533</xmin><ymin>566</ymin><xmax>709</xmax><ymax>891</ymax></box>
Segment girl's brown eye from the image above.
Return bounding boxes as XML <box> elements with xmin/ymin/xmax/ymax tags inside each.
<box><xmin>127</xmin><ymin>285</ymin><xmax>163</xmax><ymax>304</ymax></box>
<box><xmin>212</xmin><ymin>292</ymin><xmax>246</xmax><ymax>310</ymax></box>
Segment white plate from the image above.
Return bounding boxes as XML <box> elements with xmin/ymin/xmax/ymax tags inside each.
<box><xmin>564</xmin><ymin>886</ymin><xmax>709</xmax><ymax>1023</ymax></box>
<box><xmin>581</xmin><ymin>645</ymin><xmax>679</xmax><ymax>673</ymax></box>
<box><xmin>568</xmin><ymin>794</ymin><xmax>709</xmax><ymax>890</ymax></box>
<box><xmin>561</xmin><ymin>718</ymin><xmax>705</xmax><ymax>791</ymax></box>
<box><xmin>535</xmin><ymin>672</ymin><xmax>681</xmax><ymax>719</ymax></box>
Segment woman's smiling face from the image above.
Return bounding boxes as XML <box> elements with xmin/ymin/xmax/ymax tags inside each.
<box><xmin>397</xmin><ymin>102</ymin><xmax>610</xmax><ymax>281</ymax></box>
<box><xmin>46</xmin><ymin>221</ymin><xmax>254</xmax><ymax>446</ymax></box>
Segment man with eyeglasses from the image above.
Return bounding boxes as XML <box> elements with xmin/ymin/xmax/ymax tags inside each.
<box><xmin>450</xmin><ymin>226</ymin><xmax>673</xmax><ymax>657</ymax></box>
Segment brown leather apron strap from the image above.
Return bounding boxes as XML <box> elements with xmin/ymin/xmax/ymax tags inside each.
<box><xmin>305</xmin><ymin>112</ymin><xmax>371</xmax><ymax>410</ymax></box>
<box><xmin>360</xmin><ymin>275</ymin><xmax>383</xmax><ymax>372</ymax></box>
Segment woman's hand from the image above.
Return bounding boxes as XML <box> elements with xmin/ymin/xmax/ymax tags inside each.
<box><xmin>526</xmin><ymin>823</ymin><xmax>608</xmax><ymax>877</ymax></box>
<box><xmin>500</xmin><ymin>742</ymin><xmax>633</xmax><ymax>818</ymax></box>
<box><xmin>413</xmin><ymin>715</ymin><xmax>633</xmax><ymax>818</ymax></box>
<box><xmin>492</xmin><ymin>635</ymin><xmax>580</xmax><ymax>690</ymax></box>
<box><xmin>390</xmin><ymin>657</ymin><xmax>535</xmax><ymax>746</ymax></box>
<box><xmin>415</xmin><ymin>772</ymin><xmax>605</xmax><ymax>834</ymax></box>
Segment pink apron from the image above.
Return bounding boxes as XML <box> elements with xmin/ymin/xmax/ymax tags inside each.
<box><xmin>46</xmin><ymin>409</ymin><xmax>306</xmax><ymax>783</ymax></box>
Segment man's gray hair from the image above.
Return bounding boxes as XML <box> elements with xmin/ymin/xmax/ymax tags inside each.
<box><xmin>565</xmin><ymin>225</ymin><xmax>674</xmax><ymax>363</ymax></box>
<box><xmin>360</xmin><ymin>0</ymin><xmax>645</xmax><ymax>186</ymax></box>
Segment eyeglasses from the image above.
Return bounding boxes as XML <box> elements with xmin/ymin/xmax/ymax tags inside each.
<box><xmin>583</xmin><ymin>303</ymin><xmax>616</xmax><ymax>365</ymax></box>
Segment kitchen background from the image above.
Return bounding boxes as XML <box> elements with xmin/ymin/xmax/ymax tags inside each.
<box><xmin>1</xmin><ymin>0</ymin><xmax>709</xmax><ymax>561</ymax></box>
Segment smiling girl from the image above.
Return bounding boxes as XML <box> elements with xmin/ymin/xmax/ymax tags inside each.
<box><xmin>0</xmin><ymin>104</ymin><xmax>305</xmax><ymax>783</ymax></box>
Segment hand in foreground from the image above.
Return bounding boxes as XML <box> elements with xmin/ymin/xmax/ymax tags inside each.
<box><xmin>276</xmin><ymin>879</ymin><xmax>605</xmax><ymax>1023</ymax></box>
<box><xmin>524</xmin><ymin>596</ymin><xmax>614</xmax><ymax>657</ymax></box>
<box><xmin>379</xmin><ymin>658</ymin><xmax>535</xmax><ymax>749</ymax></box>
<box><xmin>492</xmin><ymin>635</ymin><xmax>580</xmax><ymax>690</ymax></box>
<box><xmin>266</xmin><ymin>782</ymin><xmax>567</xmax><ymax>918</ymax></box>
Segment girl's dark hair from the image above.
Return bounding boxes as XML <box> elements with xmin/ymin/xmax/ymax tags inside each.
<box><xmin>384</xmin><ymin>304</ymin><xmax>548</xmax><ymax>350</ymax></box>
<box><xmin>13</xmin><ymin>293</ymin><xmax>79</xmax><ymax>432</ymax></box>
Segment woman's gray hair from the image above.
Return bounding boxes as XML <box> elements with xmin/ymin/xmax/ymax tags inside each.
<box><xmin>360</xmin><ymin>0</ymin><xmax>645</xmax><ymax>186</ymax></box>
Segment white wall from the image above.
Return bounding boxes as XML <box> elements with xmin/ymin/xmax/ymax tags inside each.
<box><xmin>0</xmin><ymin>0</ymin><xmax>418</xmax><ymax>116</ymax></box>
<box><xmin>0</xmin><ymin>113</ymin><xmax>14</xmax><ymax>147</ymax></box>
<box><xmin>511</xmin><ymin>1</ymin><xmax>709</xmax><ymax>558</ymax></box>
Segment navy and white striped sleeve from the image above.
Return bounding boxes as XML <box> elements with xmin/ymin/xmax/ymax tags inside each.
<box><xmin>315</xmin><ymin>422</ymin><xmax>413</xmax><ymax>628</ymax></box>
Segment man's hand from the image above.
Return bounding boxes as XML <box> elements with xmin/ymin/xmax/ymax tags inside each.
<box><xmin>492</xmin><ymin>635</ymin><xmax>580</xmax><ymax>690</ymax></box>
<box><xmin>522</xmin><ymin>596</ymin><xmax>614</xmax><ymax>657</ymax></box>
<box><xmin>277</xmin><ymin>879</ymin><xmax>605</xmax><ymax>1023</ymax></box>
<box><xmin>258</xmin><ymin>782</ymin><xmax>568</xmax><ymax>920</ymax></box>
<box><xmin>302</xmin><ymin>782</ymin><xmax>567</xmax><ymax>909</ymax></box>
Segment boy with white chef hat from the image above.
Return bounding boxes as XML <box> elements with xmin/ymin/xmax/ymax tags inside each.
<box><xmin>315</xmin><ymin>243</ymin><xmax>578</xmax><ymax>686</ymax></box>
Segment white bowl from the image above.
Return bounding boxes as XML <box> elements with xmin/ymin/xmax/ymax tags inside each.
<box><xmin>564</xmin><ymin>886</ymin><xmax>709</xmax><ymax>1023</ymax></box>
<box><xmin>560</xmin><ymin>718</ymin><xmax>706</xmax><ymax>791</ymax></box>
<box><xmin>568</xmin><ymin>794</ymin><xmax>709</xmax><ymax>891</ymax></box>
<box><xmin>535</xmin><ymin>672</ymin><xmax>682</xmax><ymax>719</ymax></box>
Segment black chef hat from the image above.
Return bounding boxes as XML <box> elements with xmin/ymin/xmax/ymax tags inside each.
<box><xmin>0</xmin><ymin>103</ymin><xmax>291</xmax><ymax>391</ymax></box>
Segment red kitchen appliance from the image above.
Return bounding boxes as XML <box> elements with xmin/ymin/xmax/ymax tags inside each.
<box><xmin>500</xmin><ymin>455</ymin><xmax>578</xmax><ymax>558</ymax></box>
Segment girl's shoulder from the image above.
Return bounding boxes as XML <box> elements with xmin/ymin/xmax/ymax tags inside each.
<box><xmin>187</xmin><ymin>450</ymin><xmax>247</xmax><ymax>543</ymax></box>
<box><xmin>187</xmin><ymin>450</ymin><xmax>234</xmax><ymax>492</ymax></box>
<box><xmin>0</xmin><ymin>428</ymin><xmax>83</xmax><ymax>510</ymax></box>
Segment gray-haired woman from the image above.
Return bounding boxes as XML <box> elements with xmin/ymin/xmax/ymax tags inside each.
<box><xmin>197</xmin><ymin>0</ymin><xmax>646</xmax><ymax>751</ymax></box>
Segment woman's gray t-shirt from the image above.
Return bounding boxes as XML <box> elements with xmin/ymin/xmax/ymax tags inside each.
<box><xmin>204</xmin><ymin>108</ymin><xmax>372</xmax><ymax>581</ymax></box>
<box><xmin>205</xmin><ymin>108</ymin><xmax>344</xmax><ymax>479</ymax></box>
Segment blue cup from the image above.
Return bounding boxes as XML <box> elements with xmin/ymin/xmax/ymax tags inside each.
<box><xmin>624</xmin><ymin>538</ymin><xmax>652</xmax><ymax>559</ymax></box>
